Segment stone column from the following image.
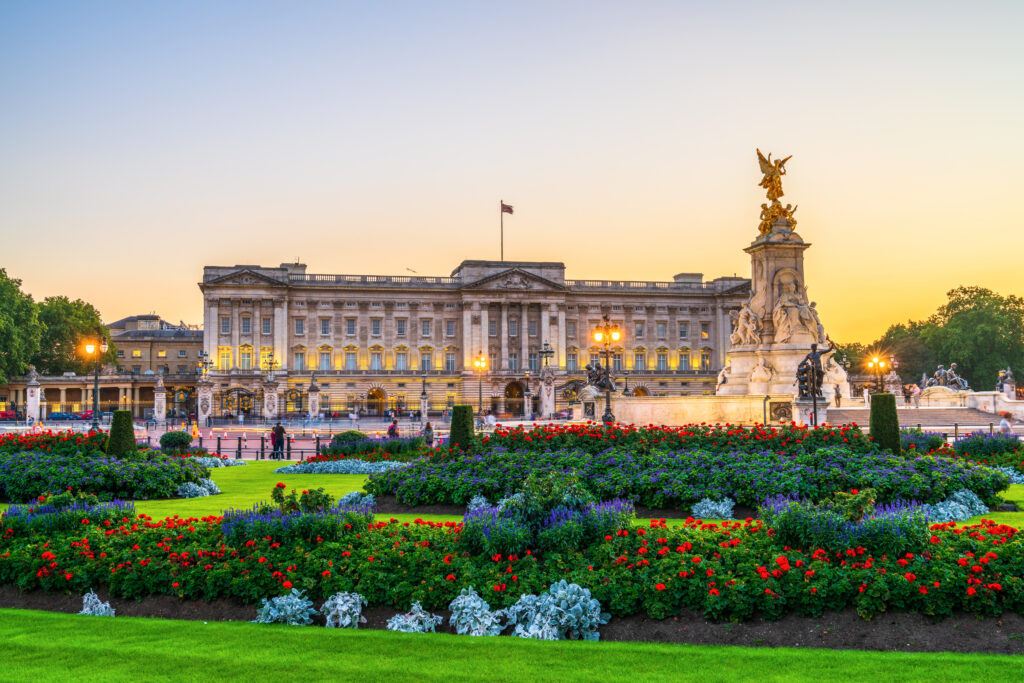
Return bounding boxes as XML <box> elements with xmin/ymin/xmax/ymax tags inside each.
<box><xmin>480</xmin><ymin>306</ymin><xmax>489</xmax><ymax>362</ymax></box>
<box><xmin>205</xmin><ymin>299</ymin><xmax>218</xmax><ymax>363</ymax></box>
<box><xmin>59</xmin><ymin>387</ymin><xmax>67</xmax><ymax>411</ymax></box>
<box><xmin>462</xmin><ymin>304</ymin><xmax>474</xmax><ymax>369</ymax></box>
<box><xmin>500</xmin><ymin>304</ymin><xmax>509</xmax><ymax>370</ymax></box>
<box><xmin>539</xmin><ymin>367</ymin><xmax>556</xmax><ymax>418</ymax></box>
<box><xmin>557</xmin><ymin>306</ymin><xmax>567</xmax><ymax>369</ymax></box>
<box><xmin>541</xmin><ymin>304</ymin><xmax>552</xmax><ymax>362</ymax></box>
<box><xmin>470</xmin><ymin>302</ymin><xmax>481</xmax><ymax>363</ymax></box>
<box><xmin>25</xmin><ymin>369</ymin><xmax>41</xmax><ymax>423</ymax></box>
<box><xmin>274</xmin><ymin>298</ymin><xmax>288</xmax><ymax>370</ymax></box>
<box><xmin>230</xmin><ymin>300</ymin><xmax>240</xmax><ymax>369</ymax></box>
<box><xmin>521</xmin><ymin>304</ymin><xmax>530</xmax><ymax>372</ymax></box>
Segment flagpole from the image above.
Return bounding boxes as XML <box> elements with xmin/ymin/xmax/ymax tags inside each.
<box><xmin>500</xmin><ymin>199</ymin><xmax>504</xmax><ymax>261</ymax></box>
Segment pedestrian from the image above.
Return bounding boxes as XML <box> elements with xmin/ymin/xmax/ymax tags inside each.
<box><xmin>387</xmin><ymin>419</ymin><xmax>399</xmax><ymax>439</ymax></box>
<box><xmin>862</xmin><ymin>387</ymin><xmax>870</xmax><ymax>407</ymax></box>
<box><xmin>269</xmin><ymin>425</ymin><xmax>278</xmax><ymax>457</ymax></box>
<box><xmin>999</xmin><ymin>413</ymin><xmax>1014</xmax><ymax>436</ymax></box>
<box><xmin>912</xmin><ymin>384</ymin><xmax>921</xmax><ymax>408</ymax></box>
<box><xmin>423</xmin><ymin>421</ymin><xmax>434</xmax><ymax>447</ymax></box>
<box><xmin>834</xmin><ymin>384</ymin><xmax>842</xmax><ymax>407</ymax></box>
<box><xmin>272</xmin><ymin>421</ymin><xmax>286</xmax><ymax>458</ymax></box>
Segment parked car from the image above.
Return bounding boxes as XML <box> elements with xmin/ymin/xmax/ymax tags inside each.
<box><xmin>0</xmin><ymin>410</ymin><xmax>18</xmax><ymax>420</ymax></box>
<box><xmin>75</xmin><ymin>410</ymin><xmax>94</xmax><ymax>421</ymax></box>
<box><xmin>47</xmin><ymin>411</ymin><xmax>77</xmax><ymax>420</ymax></box>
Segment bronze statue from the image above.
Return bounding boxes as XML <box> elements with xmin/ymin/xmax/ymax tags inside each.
<box><xmin>757</xmin><ymin>149</ymin><xmax>791</xmax><ymax>202</ymax></box>
<box><xmin>797</xmin><ymin>339</ymin><xmax>834</xmax><ymax>399</ymax></box>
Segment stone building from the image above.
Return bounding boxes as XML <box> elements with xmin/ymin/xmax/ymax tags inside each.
<box><xmin>197</xmin><ymin>260</ymin><xmax>749</xmax><ymax>420</ymax></box>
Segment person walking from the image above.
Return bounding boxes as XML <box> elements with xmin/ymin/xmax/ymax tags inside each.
<box><xmin>999</xmin><ymin>413</ymin><xmax>1014</xmax><ymax>436</ymax></box>
<box><xmin>912</xmin><ymin>384</ymin><xmax>922</xmax><ymax>408</ymax></box>
<box><xmin>387</xmin><ymin>419</ymin><xmax>399</xmax><ymax>439</ymax></box>
<box><xmin>834</xmin><ymin>384</ymin><xmax>842</xmax><ymax>407</ymax></box>
<box><xmin>269</xmin><ymin>426</ymin><xmax>278</xmax><ymax>458</ymax></box>
<box><xmin>272</xmin><ymin>422</ymin><xmax>286</xmax><ymax>458</ymax></box>
<box><xmin>423</xmin><ymin>421</ymin><xmax>434</xmax><ymax>447</ymax></box>
<box><xmin>862</xmin><ymin>387</ymin><xmax>870</xmax><ymax>408</ymax></box>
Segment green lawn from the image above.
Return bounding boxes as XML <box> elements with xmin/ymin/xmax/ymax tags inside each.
<box><xmin>2</xmin><ymin>608</ymin><xmax>1021</xmax><ymax>682</ymax></box>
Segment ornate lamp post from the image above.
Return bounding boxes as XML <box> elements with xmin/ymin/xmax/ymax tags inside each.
<box><xmin>623</xmin><ymin>370</ymin><xmax>631</xmax><ymax>396</ymax></box>
<box><xmin>420</xmin><ymin>371</ymin><xmax>428</xmax><ymax>420</ymax></box>
<box><xmin>84</xmin><ymin>335</ymin><xmax>109</xmax><ymax>432</ymax></box>
<box><xmin>523</xmin><ymin>371</ymin><xmax>531</xmax><ymax>419</ymax></box>
<box><xmin>539</xmin><ymin>340</ymin><xmax>554</xmax><ymax>369</ymax></box>
<box><xmin>866</xmin><ymin>356</ymin><xmax>887</xmax><ymax>393</ymax></box>
<box><xmin>473</xmin><ymin>352</ymin><xmax>487</xmax><ymax>415</ymax></box>
<box><xmin>592</xmin><ymin>315</ymin><xmax>621</xmax><ymax>424</ymax></box>
<box><xmin>197</xmin><ymin>351</ymin><xmax>213</xmax><ymax>377</ymax></box>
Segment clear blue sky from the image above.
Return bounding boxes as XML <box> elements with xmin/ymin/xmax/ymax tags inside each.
<box><xmin>2</xmin><ymin>1</ymin><xmax>1022</xmax><ymax>341</ymax></box>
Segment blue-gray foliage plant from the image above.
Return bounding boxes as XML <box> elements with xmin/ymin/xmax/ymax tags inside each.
<box><xmin>321</xmin><ymin>592</ymin><xmax>367</xmax><ymax>629</ymax></box>
<box><xmin>994</xmin><ymin>466</ymin><xmax>1024</xmax><ymax>485</ymax></box>
<box><xmin>275</xmin><ymin>460</ymin><xmax>410</xmax><ymax>475</ymax></box>
<box><xmin>79</xmin><ymin>589</ymin><xmax>115</xmax><ymax>617</ymax></box>
<box><xmin>921</xmin><ymin>489</ymin><xmax>989</xmax><ymax>523</ymax></box>
<box><xmin>190</xmin><ymin>457</ymin><xmax>247</xmax><ymax>468</ymax></box>
<box><xmin>447</xmin><ymin>586</ymin><xmax>505</xmax><ymax>636</ymax></box>
<box><xmin>467</xmin><ymin>494</ymin><xmax>490</xmax><ymax>512</ymax></box>
<box><xmin>252</xmin><ymin>589</ymin><xmax>317</xmax><ymax>625</ymax></box>
<box><xmin>504</xmin><ymin>581</ymin><xmax>610</xmax><ymax>641</ymax></box>
<box><xmin>176</xmin><ymin>478</ymin><xmax>220</xmax><ymax>498</ymax></box>
<box><xmin>691</xmin><ymin>497</ymin><xmax>736</xmax><ymax>519</ymax></box>
<box><xmin>337</xmin><ymin>491</ymin><xmax>376</xmax><ymax>508</ymax></box>
<box><xmin>386</xmin><ymin>601</ymin><xmax>443</xmax><ymax>633</ymax></box>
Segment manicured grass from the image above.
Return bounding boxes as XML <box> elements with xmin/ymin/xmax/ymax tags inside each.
<box><xmin>2</xmin><ymin>608</ymin><xmax>1022</xmax><ymax>683</ymax></box>
<box><xmin>967</xmin><ymin>482</ymin><xmax>1024</xmax><ymax>527</ymax></box>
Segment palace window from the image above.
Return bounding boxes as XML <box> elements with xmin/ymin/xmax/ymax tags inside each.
<box><xmin>372</xmin><ymin>319</ymin><xmax>382</xmax><ymax>336</ymax></box>
<box><xmin>396</xmin><ymin>352</ymin><xmax>407</xmax><ymax>371</ymax></box>
<box><xmin>679</xmin><ymin>349</ymin><xmax>691</xmax><ymax>370</ymax></box>
<box><xmin>420</xmin><ymin>352</ymin><xmax>433</xmax><ymax>371</ymax></box>
<box><xmin>132</xmin><ymin>349</ymin><xmax>142</xmax><ymax>358</ymax></box>
<box><xmin>178</xmin><ymin>349</ymin><xmax>187</xmax><ymax>358</ymax></box>
<box><xmin>262</xmin><ymin>317</ymin><xmax>272</xmax><ymax>335</ymax></box>
<box><xmin>116</xmin><ymin>350</ymin><xmax>125</xmax><ymax>358</ymax></box>
<box><xmin>347</xmin><ymin>319</ymin><xmax>357</xmax><ymax>336</ymax></box>
<box><xmin>657</xmin><ymin>352</ymin><xmax>668</xmax><ymax>371</ymax></box>
<box><xmin>294</xmin><ymin>318</ymin><xmax>305</xmax><ymax>335</ymax></box>
<box><xmin>176</xmin><ymin>365</ymin><xmax>188</xmax><ymax>374</ymax></box>
<box><xmin>445</xmin><ymin>352</ymin><xmax>456</xmax><ymax>372</ymax></box>
<box><xmin>446</xmin><ymin>320</ymin><xmax>456</xmax><ymax>337</ymax></box>
<box><xmin>132</xmin><ymin>366</ymin><xmax>141</xmax><ymax>375</ymax></box>
<box><xmin>218</xmin><ymin>348</ymin><xmax>231</xmax><ymax>370</ymax></box>
<box><xmin>509</xmin><ymin>353</ymin><xmax>519</xmax><ymax>372</ymax></box>
<box><xmin>294</xmin><ymin>352</ymin><xmax>305</xmax><ymax>371</ymax></box>
<box><xmin>319</xmin><ymin>351</ymin><xmax>331</xmax><ymax>371</ymax></box>
<box><xmin>321</xmin><ymin>319</ymin><xmax>331</xmax><ymax>336</ymax></box>
<box><xmin>613</xmin><ymin>353</ymin><xmax>623</xmax><ymax>372</ymax></box>
<box><xmin>220</xmin><ymin>317</ymin><xmax>231</xmax><ymax>335</ymax></box>
<box><xmin>156</xmin><ymin>350</ymin><xmax>167</xmax><ymax>358</ymax></box>
<box><xmin>566</xmin><ymin>352</ymin><xmax>577</xmax><ymax>371</ymax></box>
<box><xmin>489</xmin><ymin>320</ymin><xmax>497</xmax><ymax>336</ymax></box>
<box><xmin>396</xmin><ymin>319</ymin><xmax>406</xmax><ymax>335</ymax></box>
<box><xmin>528</xmin><ymin>320</ymin><xmax>537</xmax><ymax>337</ymax></box>
<box><xmin>345</xmin><ymin>352</ymin><xmax>357</xmax><ymax>371</ymax></box>
<box><xmin>509</xmin><ymin>320</ymin><xmax>519</xmax><ymax>337</ymax></box>
<box><xmin>701</xmin><ymin>322</ymin><xmax>710</xmax><ymax>340</ymax></box>
<box><xmin>421</xmin><ymin>320</ymin><xmax>432</xmax><ymax>337</ymax></box>
<box><xmin>700</xmin><ymin>350</ymin><xmax>712</xmax><ymax>371</ymax></box>
<box><xmin>529</xmin><ymin>352</ymin><xmax>538</xmax><ymax>372</ymax></box>
<box><xmin>635</xmin><ymin>322</ymin><xmax>644</xmax><ymax>339</ymax></box>
<box><xmin>657</xmin><ymin>322</ymin><xmax>667</xmax><ymax>339</ymax></box>
<box><xmin>633</xmin><ymin>352</ymin><xmax>645</xmax><ymax>371</ymax></box>
<box><xmin>370</xmin><ymin>352</ymin><xmax>382</xmax><ymax>371</ymax></box>
<box><xmin>678</xmin><ymin>322</ymin><xmax>689</xmax><ymax>338</ymax></box>
<box><xmin>634</xmin><ymin>306</ymin><xmax>644</xmax><ymax>312</ymax></box>
<box><xmin>567</xmin><ymin>321</ymin><xmax>576</xmax><ymax>339</ymax></box>
<box><xmin>241</xmin><ymin>317</ymin><xmax>251</xmax><ymax>335</ymax></box>
<box><xmin>240</xmin><ymin>349</ymin><xmax>253</xmax><ymax>370</ymax></box>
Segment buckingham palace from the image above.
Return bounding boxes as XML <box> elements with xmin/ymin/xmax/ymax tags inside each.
<box><xmin>198</xmin><ymin>259</ymin><xmax>750</xmax><ymax>419</ymax></box>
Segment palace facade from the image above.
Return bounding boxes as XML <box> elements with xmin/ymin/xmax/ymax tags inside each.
<box><xmin>199</xmin><ymin>260</ymin><xmax>750</xmax><ymax>418</ymax></box>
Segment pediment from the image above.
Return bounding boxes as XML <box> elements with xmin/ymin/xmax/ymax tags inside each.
<box><xmin>462</xmin><ymin>268</ymin><xmax>565</xmax><ymax>292</ymax></box>
<box><xmin>205</xmin><ymin>269</ymin><xmax>286</xmax><ymax>287</ymax></box>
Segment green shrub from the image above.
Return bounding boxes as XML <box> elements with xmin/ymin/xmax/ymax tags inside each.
<box><xmin>159</xmin><ymin>430</ymin><xmax>193</xmax><ymax>452</ymax></box>
<box><xmin>105</xmin><ymin>410</ymin><xmax>137</xmax><ymax>457</ymax></box>
<box><xmin>331</xmin><ymin>430</ymin><xmax>367</xmax><ymax>446</ymax></box>
<box><xmin>448</xmin><ymin>405</ymin><xmax>475</xmax><ymax>450</ymax></box>
<box><xmin>868</xmin><ymin>393</ymin><xmax>900</xmax><ymax>453</ymax></box>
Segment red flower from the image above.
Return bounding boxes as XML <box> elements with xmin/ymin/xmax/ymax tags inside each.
<box><xmin>904</xmin><ymin>573</ymin><xmax>916</xmax><ymax>582</ymax></box>
<box><xmin>64</xmin><ymin>572</ymin><xmax>73</xmax><ymax>580</ymax></box>
<box><xmin>929</xmin><ymin>536</ymin><xmax>941</xmax><ymax>544</ymax></box>
<box><xmin>918</xmin><ymin>586</ymin><xmax>928</xmax><ymax>594</ymax></box>
<box><xmin>283</xmin><ymin>580</ymin><xmax>292</xmax><ymax>589</ymax></box>
<box><xmin>446</xmin><ymin>574</ymin><xmax>456</xmax><ymax>581</ymax></box>
<box><xmin>172</xmin><ymin>582</ymin><xmax>179</xmax><ymax>588</ymax></box>
<box><xmin>322</xmin><ymin>570</ymin><xmax>331</xmax><ymax>577</ymax></box>
<box><xmin>276</xmin><ymin>482</ymin><xmax>286</xmax><ymax>488</ymax></box>
<box><xmin>655</xmin><ymin>583</ymin><xmax>666</xmax><ymax>591</ymax></box>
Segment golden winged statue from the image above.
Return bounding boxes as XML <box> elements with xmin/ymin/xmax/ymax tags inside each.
<box><xmin>756</xmin><ymin>148</ymin><xmax>791</xmax><ymax>202</ymax></box>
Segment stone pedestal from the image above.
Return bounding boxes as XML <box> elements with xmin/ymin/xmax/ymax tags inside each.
<box><xmin>153</xmin><ymin>387</ymin><xmax>166</xmax><ymax>422</ymax></box>
<box><xmin>262</xmin><ymin>378</ymin><xmax>280</xmax><ymax>420</ymax></box>
<box><xmin>307</xmin><ymin>387</ymin><xmax>320</xmax><ymax>419</ymax></box>
<box><xmin>792</xmin><ymin>399</ymin><xmax>826</xmax><ymax>427</ymax></box>
<box><xmin>25</xmin><ymin>369</ymin><xmax>41</xmax><ymax>423</ymax></box>
<box><xmin>196</xmin><ymin>378</ymin><xmax>214</xmax><ymax>426</ymax></box>
<box><xmin>1005</xmin><ymin>381</ymin><xmax>1017</xmax><ymax>401</ymax></box>
<box><xmin>539</xmin><ymin>369</ymin><xmax>556</xmax><ymax>418</ymax></box>
<box><xmin>419</xmin><ymin>394</ymin><xmax>430</xmax><ymax>419</ymax></box>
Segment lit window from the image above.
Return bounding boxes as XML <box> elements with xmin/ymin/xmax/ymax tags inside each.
<box><xmin>396</xmin><ymin>352</ymin><xmax>407</xmax><ymax>370</ymax></box>
<box><xmin>345</xmin><ymin>352</ymin><xmax>357</xmax><ymax>370</ymax></box>
<box><xmin>156</xmin><ymin>350</ymin><xmax>167</xmax><ymax>358</ymax></box>
<box><xmin>293</xmin><ymin>352</ymin><xmax>305</xmax><ymax>370</ymax></box>
<box><xmin>701</xmin><ymin>323</ymin><xmax>710</xmax><ymax>340</ymax></box>
<box><xmin>132</xmin><ymin>349</ymin><xmax>142</xmax><ymax>358</ymax></box>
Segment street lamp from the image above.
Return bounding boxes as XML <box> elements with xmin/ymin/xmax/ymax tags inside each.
<box><xmin>84</xmin><ymin>336</ymin><xmax>109</xmax><ymax>432</ymax></box>
<box><xmin>623</xmin><ymin>370</ymin><xmax>631</xmax><ymax>396</ymax></box>
<box><xmin>866</xmin><ymin>356</ymin><xmax>887</xmax><ymax>393</ymax></box>
<box><xmin>592</xmin><ymin>314</ymin><xmax>621</xmax><ymax>424</ymax></box>
<box><xmin>197</xmin><ymin>351</ymin><xmax>213</xmax><ymax>377</ymax></box>
<box><xmin>420</xmin><ymin>371</ymin><xmax>428</xmax><ymax>420</ymax></box>
<box><xmin>539</xmin><ymin>340</ymin><xmax>554</xmax><ymax>369</ymax></box>
<box><xmin>523</xmin><ymin>371</ymin><xmax>531</xmax><ymax>419</ymax></box>
<box><xmin>473</xmin><ymin>352</ymin><xmax>487</xmax><ymax>415</ymax></box>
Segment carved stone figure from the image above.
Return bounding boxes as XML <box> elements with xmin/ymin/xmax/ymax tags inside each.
<box><xmin>750</xmin><ymin>351</ymin><xmax>774</xmax><ymax>384</ymax></box>
<box><xmin>501</xmin><ymin>274</ymin><xmax>531</xmax><ymax>289</ymax></box>
<box><xmin>716</xmin><ymin>360</ymin><xmax>732</xmax><ymax>392</ymax></box>
<box><xmin>946</xmin><ymin>363</ymin><xmax>970</xmax><ymax>390</ymax></box>
<box><xmin>730</xmin><ymin>299</ymin><xmax>761</xmax><ymax>346</ymax></box>
<box><xmin>584</xmin><ymin>361</ymin><xmax>615</xmax><ymax>393</ymax></box>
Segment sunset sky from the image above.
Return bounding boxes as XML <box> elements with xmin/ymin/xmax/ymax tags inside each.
<box><xmin>2</xmin><ymin>1</ymin><xmax>1022</xmax><ymax>344</ymax></box>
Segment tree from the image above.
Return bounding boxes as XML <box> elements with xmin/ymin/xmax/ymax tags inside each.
<box><xmin>0</xmin><ymin>268</ymin><xmax>43</xmax><ymax>384</ymax></box>
<box><xmin>920</xmin><ymin>287</ymin><xmax>1024</xmax><ymax>390</ymax></box>
<box><xmin>33</xmin><ymin>296</ymin><xmax>115</xmax><ymax>375</ymax></box>
<box><xmin>872</xmin><ymin>321</ymin><xmax>939</xmax><ymax>384</ymax></box>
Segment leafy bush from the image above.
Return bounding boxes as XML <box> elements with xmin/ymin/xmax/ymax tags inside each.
<box><xmin>189</xmin><ymin>456</ymin><xmax>246</xmax><ymax>468</ymax></box>
<box><xmin>691</xmin><ymin>497</ymin><xmax>736</xmax><ymax>519</ymax></box>
<box><xmin>270</xmin><ymin>484</ymin><xmax>334</xmax><ymax>513</ymax></box>
<box><xmin>220</xmin><ymin>505</ymin><xmax>372</xmax><ymax>546</ymax></box>
<box><xmin>79</xmin><ymin>590</ymin><xmax>115</xmax><ymax>617</ymax></box>
<box><xmin>0</xmin><ymin>451</ymin><xmax>208</xmax><ymax>502</ymax></box>
<box><xmin>467</xmin><ymin>494</ymin><xmax>490</xmax><ymax>511</ymax></box>
<box><xmin>252</xmin><ymin>589</ymin><xmax>317</xmax><ymax>625</ymax></box>
<box><xmin>759</xmin><ymin>495</ymin><xmax>930</xmax><ymax>557</ymax></box>
<box><xmin>504</xmin><ymin>581</ymin><xmax>610</xmax><ymax>641</ymax></box>
<box><xmin>448</xmin><ymin>586</ymin><xmax>504</xmax><ymax>636</ymax></box>
<box><xmin>331</xmin><ymin>430</ymin><xmax>367</xmax><ymax>446</ymax></box>
<box><xmin>318</xmin><ymin>436</ymin><xmax>426</xmax><ymax>462</ymax></box>
<box><xmin>274</xmin><ymin>460</ymin><xmax>410</xmax><ymax>475</ymax></box>
<box><xmin>868</xmin><ymin>393</ymin><xmax>900</xmax><ymax>453</ymax></box>
<box><xmin>994</xmin><ymin>466</ymin><xmax>1024</xmax><ymax>485</ymax></box>
<box><xmin>954</xmin><ymin>432</ymin><xmax>1022</xmax><ymax>458</ymax></box>
<box><xmin>176</xmin><ymin>478</ymin><xmax>220</xmax><ymax>498</ymax></box>
<box><xmin>386</xmin><ymin>601</ymin><xmax>443</xmax><ymax>633</ymax></box>
<box><xmin>2</xmin><ymin>498</ymin><xmax>135</xmax><ymax>535</ymax></box>
<box><xmin>921</xmin><ymin>489</ymin><xmax>989</xmax><ymax>523</ymax></box>
<box><xmin>159</xmin><ymin>431</ymin><xmax>193</xmax><ymax>452</ymax></box>
<box><xmin>105</xmin><ymin>411</ymin><xmax>137</xmax><ymax>457</ymax></box>
<box><xmin>448</xmin><ymin>405</ymin><xmax>475</xmax><ymax>451</ymax></box>
<box><xmin>901</xmin><ymin>429</ymin><xmax>946</xmax><ymax>453</ymax></box>
<box><xmin>337</xmin><ymin>491</ymin><xmax>375</xmax><ymax>508</ymax></box>
<box><xmin>321</xmin><ymin>592</ymin><xmax>367</xmax><ymax>628</ymax></box>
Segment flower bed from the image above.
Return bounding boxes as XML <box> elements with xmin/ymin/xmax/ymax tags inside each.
<box><xmin>0</xmin><ymin>430</ymin><xmax>107</xmax><ymax>457</ymax></box>
<box><xmin>1</xmin><ymin>504</ymin><xmax>1020</xmax><ymax>623</ymax></box>
<box><xmin>310</xmin><ymin>436</ymin><xmax>431</xmax><ymax>463</ymax></box>
<box><xmin>481</xmin><ymin>423</ymin><xmax>875</xmax><ymax>456</ymax></box>
<box><xmin>0</xmin><ymin>451</ymin><xmax>209</xmax><ymax>502</ymax></box>
<box><xmin>363</xmin><ymin>446</ymin><xmax>1010</xmax><ymax>509</ymax></box>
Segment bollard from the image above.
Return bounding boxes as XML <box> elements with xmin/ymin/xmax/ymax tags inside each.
<box><xmin>287</xmin><ymin>436</ymin><xmax>293</xmax><ymax>460</ymax></box>
<box><xmin>315</xmin><ymin>435</ymin><xmax>320</xmax><ymax>456</ymax></box>
<box><xmin>954</xmin><ymin>423</ymin><xmax>958</xmax><ymax>441</ymax></box>
<box><xmin>261</xmin><ymin>435</ymin><xmax>266</xmax><ymax>460</ymax></box>
<box><xmin>990</xmin><ymin>423</ymin><xmax>994</xmax><ymax>435</ymax></box>
<box><xmin>198</xmin><ymin>436</ymin><xmax>203</xmax><ymax>451</ymax></box>
<box><xmin>236</xmin><ymin>436</ymin><xmax>242</xmax><ymax>460</ymax></box>
<box><xmin>217</xmin><ymin>436</ymin><xmax>222</xmax><ymax>456</ymax></box>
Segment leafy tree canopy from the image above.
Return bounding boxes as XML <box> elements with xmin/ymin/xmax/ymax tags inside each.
<box><xmin>33</xmin><ymin>296</ymin><xmax>115</xmax><ymax>375</ymax></box>
<box><xmin>0</xmin><ymin>269</ymin><xmax>43</xmax><ymax>385</ymax></box>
